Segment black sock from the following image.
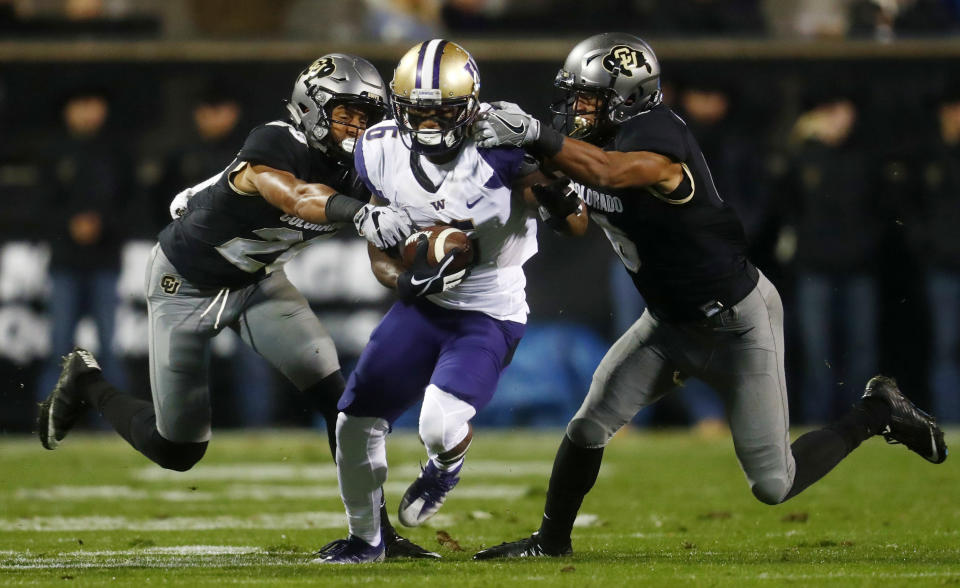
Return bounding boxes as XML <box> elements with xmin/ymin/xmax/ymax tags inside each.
<box><xmin>539</xmin><ymin>434</ymin><xmax>604</xmax><ymax>551</ymax></box>
<box><xmin>302</xmin><ymin>371</ymin><xmax>346</xmax><ymax>459</ymax></box>
<box><xmin>825</xmin><ymin>396</ymin><xmax>890</xmax><ymax>451</ymax></box>
<box><xmin>80</xmin><ymin>373</ymin><xmax>152</xmax><ymax>447</ymax></box>
<box><xmin>784</xmin><ymin>397</ymin><xmax>891</xmax><ymax>501</ymax></box>
<box><xmin>81</xmin><ymin>373</ymin><xmax>206</xmax><ymax>471</ymax></box>
<box><xmin>380</xmin><ymin>501</ymin><xmax>396</xmax><ymax>539</ymax></box>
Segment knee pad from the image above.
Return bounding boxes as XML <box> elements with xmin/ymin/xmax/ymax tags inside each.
<box><xmin>419</xmin><ymin>384</ymin><xmax>476</xmax><ymax>457</ymax></box>
<box><xmin>147</xmin><ymin>431</ymin><xmax>208</xmax><ymax>472</ymax></box>
<box><xmin>750</xmin><ymin>476</ymin><xmax>791</xmax><ymax>505</ymax></box>
<box><xmin>566</xmin><ymin>417</ymin><xmax>614</xmax><ymax>449</ymax></box>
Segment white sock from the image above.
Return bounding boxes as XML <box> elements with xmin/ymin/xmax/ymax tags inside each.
<box><xmin>434</xmin><ymin>456</ymin><xmax>464</xmax><ymax>472</ymax></box>
<box><xmin>336</xmin><ymin>413</ymin><xmax>389</xmax><ymax>546</ymax></box>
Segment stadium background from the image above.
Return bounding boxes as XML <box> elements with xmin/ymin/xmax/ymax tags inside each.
<box><xmin>1</xmin><ymin>0</ymin><xmax>957</xmax><ymax>434</ymax></box>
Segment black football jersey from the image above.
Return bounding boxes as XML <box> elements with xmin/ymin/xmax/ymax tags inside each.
<box><xmin>575</xmin><ymin>104</ymin><xmax>758</xmax><ymax>321</ymax></box>
<box><xmin>159</xmin><ymin>120</ymin><xmax>367</xmax><ymax>289</ymax></box>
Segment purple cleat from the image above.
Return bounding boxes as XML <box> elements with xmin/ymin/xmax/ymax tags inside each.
<box><xmin>311</xmin><ymin>535</ymin><xmax>385</xmax><ymax>564</ymax></box>
<box><xmin>397</xmin><ymin>460</ymin><xmax>462</xmax><ymax>527</ymax></box>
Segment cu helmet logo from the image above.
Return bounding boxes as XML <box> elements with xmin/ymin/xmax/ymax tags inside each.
<box><xmin>308</xmin><ymin>57</ymin><xmax>336</xmax><ymax>79</ymax></box>
<box><xmin>601</xmin><ymin>45</ymin><xmax>651</xmax><ymax>77</ymax></box>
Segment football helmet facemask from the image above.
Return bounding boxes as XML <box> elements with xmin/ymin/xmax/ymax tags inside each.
<box><xmin>391</xmin><ymin>39</ymin><xmax>481</xmax><ymax>156</ymax></box>
<box><xmin>550</xmin><ymin>33</ymin><xmax>662</xmax><ymax>144</ymax></box>
<box><xmin>286</xmin><ymin>53</ymin><xmax>389</xmax><ymax>159</ymax></box>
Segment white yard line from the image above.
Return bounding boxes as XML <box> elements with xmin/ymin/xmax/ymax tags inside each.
<box><xmin>132</xmin><ymin>461</ymin><xmax>556</xmax><ymax>482</ymax></box>
<box><xmin>0</xmin><ymin>512</ymin><xmax>345</xmax><ymax>532</ymax></box>
<box><xmin>0</xmin><ymin>511</ymin><xmax>454</xmax><ymax>532</ymax></box>
<box><xmin>3</xmin><ymin>549</ymin><xmax>960</xmax><ymax>578</ymax></box>
<box><xmin>13</xmin><ymin>482</ymin><xmax>528</xmax><ymax>502</ymax></box>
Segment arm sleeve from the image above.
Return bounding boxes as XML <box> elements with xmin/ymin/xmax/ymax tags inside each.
<box><xmin>477</xmin><ymin>145</ymin><xmax>526</xmax><ymax>188</ymax></box>
<box><xmin>236</xmin><ymin>123</ymin><xmax>308</xmax><ymax>176</ymax></box>
<box><xmin>614</xmin><ymin>110</ymin><xmax>689</xmax><ymax>163</ymax></box>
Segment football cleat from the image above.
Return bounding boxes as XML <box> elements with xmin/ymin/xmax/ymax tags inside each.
<box><xmin>473</xmin><ymin>532</ymin><xmax>572</xmax><ymax>560</ymax></box>
<box><xmin>383</xmin><ymin>526</ymin><xmax>441</xmax><ymax>559</ymax></box>
<box><xmin>863</xmin><ymin>375</ymin><xmax>947</xmax><ymax>464</ymax></box>
<box><xmin>311</xmin><ymin>535</ymin><xmax>385</xmax><ymax>564</ymax></box>
<box><xmin>37</xmin><ymin>348</ymin><xmax>101</xmax><ymax>450</ymax></box>
<box><xmin>397</xmin><ymin>460</ymin><xmax>461</xmax><ymax>527</ymax></box>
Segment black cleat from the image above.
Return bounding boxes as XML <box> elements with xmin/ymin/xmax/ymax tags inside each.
<box><xmin>37</xmin><ymin>348</ymin><xmax>100</xmax><ymax>450</ymax></box>
<box><xmin>383</xmin><ymin>526</ymin><xmax>441</xmax><ymax>559</ymax></box>
<box><xmin>863</xmin><ymin>375</ymin><xmax>947</xmax><ymax>464</ymax></box>
<box><xmin>473</xmin><ymin>532</ymin><xmax>572</xmax><ymax>560</ymax></box>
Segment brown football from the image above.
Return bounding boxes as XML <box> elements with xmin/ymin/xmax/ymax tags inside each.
<box><xmin>401</xmin><ymin>225</ymin><xmax>475</xmax><ymax>272</ymax></box>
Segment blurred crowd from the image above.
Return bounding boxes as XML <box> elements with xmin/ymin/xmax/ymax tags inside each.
<box><xmin>1</xmin><ymin>1</ymin><xmax>959</xmax><ymax>436</ymax></box>
<box><xmin>2</xmin><ymin>0</ymin><xmax>960</xmax><ymax>40</ymax></box>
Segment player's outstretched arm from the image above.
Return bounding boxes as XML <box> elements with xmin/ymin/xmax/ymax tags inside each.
<box><xmin>544</xmin><ymin>139</ymin><xmax>683</xmax><ymax>192</ymax></box>
<box><xmin>233</xmin><ymin>163</ymin><xmax>353</xmax><ymax>223</ymax></box>
<box><xmin>474</xmin><ymin>104</ymin><xmax>683</xmax><ymax>192</ymax></box>
<box><xmin>234</xmin><ymin>163</ymin><xmax>411</xmax><ymax>248</ymax></box>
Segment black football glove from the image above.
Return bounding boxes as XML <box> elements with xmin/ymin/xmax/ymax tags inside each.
<box><xmin>397</xmin><ymin>235</ymin><xmax>470</xmax><ymax>301</ymax></box>
<box><xmin>532</xmin><ymin>178</ymin><xmax>582</xmax><ymax>219</ymax></box>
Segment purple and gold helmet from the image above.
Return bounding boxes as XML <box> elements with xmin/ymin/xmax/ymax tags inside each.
<box><xmin>390</xmin><ymin>39</ymin><xmax>481</xmax><ymax>155</ymax></box>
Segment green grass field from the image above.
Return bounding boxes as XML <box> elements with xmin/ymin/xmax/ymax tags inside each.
<box><xmin>1</xmin><ymin>428</ymin><xmax>957</xmax><ymax>586</ymax></box>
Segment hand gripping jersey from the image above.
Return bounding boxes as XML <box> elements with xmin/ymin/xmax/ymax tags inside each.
<box><xmin>159</xmin><ymin>120</ymin><xmax>366</xmax><ymax>288</ymax></box>
<box><xmin>576</xmin><ymin>104</ymin><xmax>758</xmax><ymax>322</ymax></box>
<box><xmin>356</xmin><ymin>114</ymin><xmax>537</xmax><ymax>323</ymax></box>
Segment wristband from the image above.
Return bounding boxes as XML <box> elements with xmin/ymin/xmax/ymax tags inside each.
<box><xmin>529</xmin><ymin>126</ymin><xmax>565</xmax><ymax>159</ymax></box>
<box><xmin>324</xmin><ymin>193</ymin><xmax>366</xmax><ymax>223</ymax></box>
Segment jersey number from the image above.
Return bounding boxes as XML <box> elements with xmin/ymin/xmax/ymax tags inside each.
<box><xmin>592</xmin><ymin>213</ymin><xmax>641</xmax><ymax>273</ymax></box>
<box><xmin>216</xmin><ymin>228</ymin><xmax>327</xmax><ymax>273</ymax></box>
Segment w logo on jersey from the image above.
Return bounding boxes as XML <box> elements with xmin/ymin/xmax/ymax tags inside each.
<box><xmin>430</xmin><ymin>200</ymin><xmax>446</xmax><ymax>211</ymax></box>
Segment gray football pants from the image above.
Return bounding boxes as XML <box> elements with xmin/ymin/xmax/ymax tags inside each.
<box><xmin>145</xmin><ymin>244</ymin><xmax>340</xmax><ymax>443</ymax></box>
<box><xmin>568</xmin><ymin>271</ymin><xmax>795</xmax><ymax>503</ymax></box>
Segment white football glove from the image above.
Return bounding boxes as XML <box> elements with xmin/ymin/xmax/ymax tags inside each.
<box><xmin>169</xmin><ymin>172</ymin><xmax>221</xmax><ymax>219</ymax></box>
<box><xmin>169</xmin><ymin>186</ymin><xmax>192</xmax><ymax>219</ymax></box>
<box><xmin>472</xmin><ymin>102</ymin><xmax>542</xmax><ymax>149</ymax></box>
<box><xmin>353</xmin><ymin>204</ymin><xmax>415</xmax><ymax>250</ymax></box>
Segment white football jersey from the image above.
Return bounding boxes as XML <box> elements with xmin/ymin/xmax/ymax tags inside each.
<box><xmin>356</xmin><ymin>113</ymin><xmax>538</xmax><ymax>323</ymax></box>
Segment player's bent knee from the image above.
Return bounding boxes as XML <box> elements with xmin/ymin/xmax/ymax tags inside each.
<box><xmin>566</xmin><ymin>417</ymin><xmax>613</xmax><ymax>448</ymax></box>
<box><xmin>419</xmin><ymin>384</ymin><xmax>476</xmax><ymax>454</ymax></box>
<box><xmin>149</xmin><ymin>432</ymin><xmax>208</xmax><ymax>472</ymax></box>
<box><xmin>751</xmin><ymin>477</ymin><xmax>791</xmax><ymax>505</ymax></box>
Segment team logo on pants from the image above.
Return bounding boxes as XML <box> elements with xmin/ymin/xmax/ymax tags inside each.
<box><xmin>160</xmin><ymin>274</ymin><xmax>182</xmax><ymax>295</ymax></box>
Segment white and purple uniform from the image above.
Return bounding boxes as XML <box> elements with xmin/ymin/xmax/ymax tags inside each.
<box><xmin>339</xmin><ymin>116</ymin><xmax>537</xmax><ymax>422</ymax></box>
